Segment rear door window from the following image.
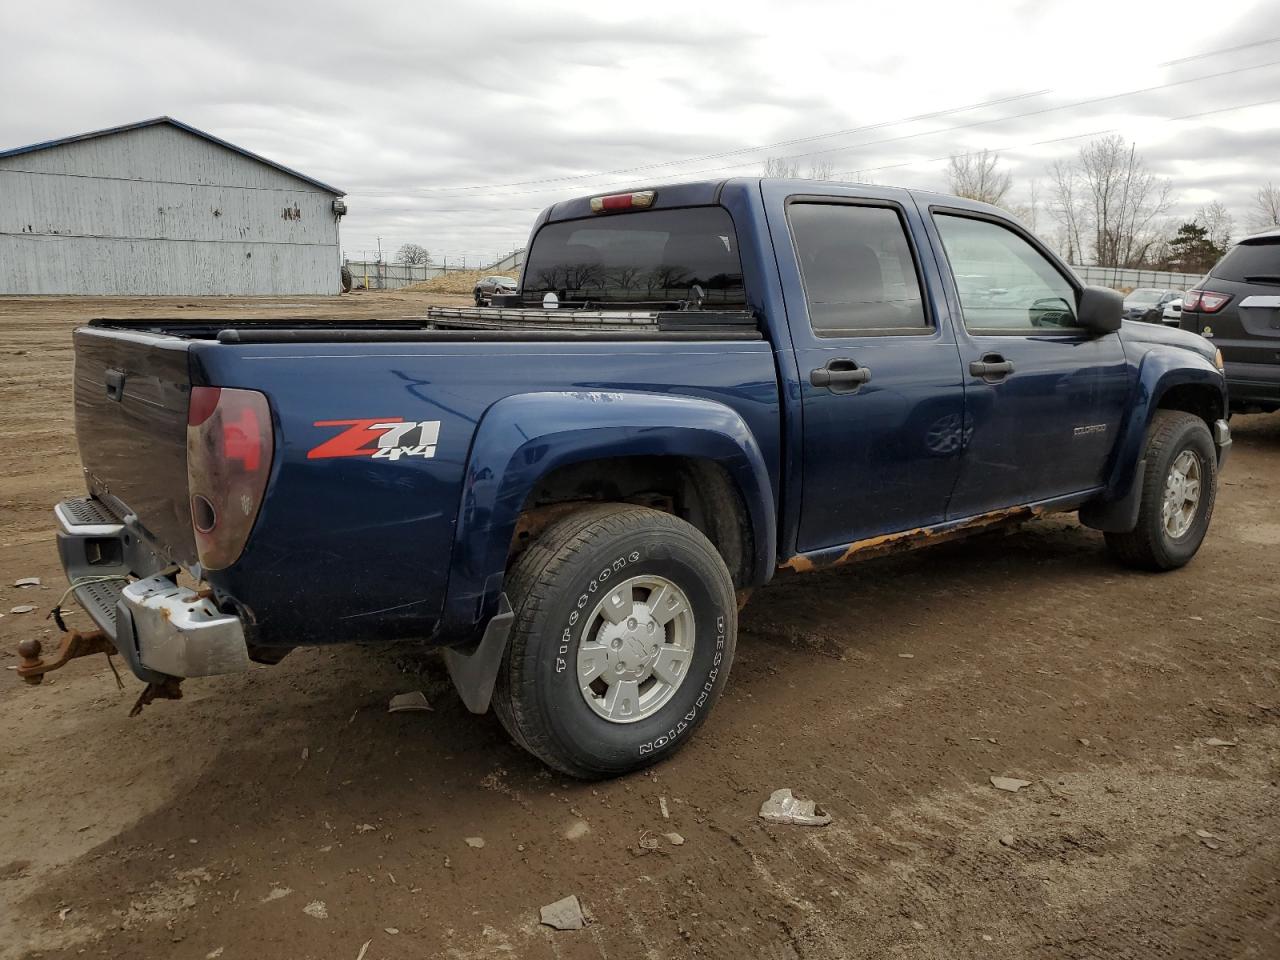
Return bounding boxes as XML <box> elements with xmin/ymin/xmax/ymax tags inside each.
<box><xmin>1211</xmin><ymin>239</ymin><xmax>1280</xmax><ymax>283</ymax></box>
<box><xmin>521</xmin><ymin>207</ymin><xmax>745</xmax><ymax>305</ymax></box>
<box><xmin>786</xmin><ymin>202</ymin><xmax>929</xmax><ymax>335</ymax></box>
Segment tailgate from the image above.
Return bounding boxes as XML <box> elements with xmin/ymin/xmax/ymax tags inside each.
<box><xmin>73</xmin><ymin>326</ymin><xmax>197</xmax><ymax>567</ymax></box>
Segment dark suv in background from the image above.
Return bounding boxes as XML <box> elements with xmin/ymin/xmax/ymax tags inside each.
<box><xmin>1182</xmin><ymin>228</ymin><xmax>1280</xmax><ymax>413</ymax></box>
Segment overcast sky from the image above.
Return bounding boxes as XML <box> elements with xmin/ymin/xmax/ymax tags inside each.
<box><xmin>4</xmin><ymin>0</ymin><xmax>1279</xmax><ymax>266</ymax></box>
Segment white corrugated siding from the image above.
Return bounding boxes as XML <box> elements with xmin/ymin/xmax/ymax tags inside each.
<box><xmin>0</xmin><ymin>124</ymin><xmax>342</xmax><ymax>295</ymax></box>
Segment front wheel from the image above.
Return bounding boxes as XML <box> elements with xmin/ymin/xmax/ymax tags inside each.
<box><xmin>1105</xmin><ymin>411</ymin><xmax>1218</xmax><ymax>570</ymax></box>
<box><xmin>492</xmin><ymin>504</ymin><xmax>737</xmax><ymax>779</ymax></box>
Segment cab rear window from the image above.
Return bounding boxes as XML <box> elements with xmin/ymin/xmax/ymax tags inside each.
<box><xmin>1211</xmin><ymin>238</ymin><xmax>1280</xmax><ymax>282</ymax></box>
<box><xmin>521</xmin><ymin>207</ymin><xmax>746</xmax><ymax>305</ymax></box>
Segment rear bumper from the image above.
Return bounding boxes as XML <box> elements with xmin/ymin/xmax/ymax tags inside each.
<box><xmin>1224</xmin><ymin>361</ymin><xmax>1280</xmax><ymax>410</ymax></box>
<box><xmin>56</xmin><ymin>497</ymin><xmax>250</xmax><ymax>681</ymax></box>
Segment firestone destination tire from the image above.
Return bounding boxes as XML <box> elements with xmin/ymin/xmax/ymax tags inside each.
<box><xmin>492</xmin><ymin>504</ymin><xmax>737</xmax><ymax>779</ymax></box>
<box><xmin>1105</xmin><ymin>410</ymin><xmax>1218</xmax><ymax>571</ymax></box>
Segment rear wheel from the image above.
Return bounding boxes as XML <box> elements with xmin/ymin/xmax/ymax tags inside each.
<box><xmin>492</xmin><ymin>504</ymin><xmax>737</xmax><ymax>779</ymax></box>
<box><xmin>1105</xmin><ymin>411</ymin><xmax>1217</xmax><ymax>570</ymax></box>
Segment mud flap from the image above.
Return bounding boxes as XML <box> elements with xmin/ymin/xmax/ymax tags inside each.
<box><xmin>1079</xmin><ymin>459</ymin><xmax>1146</xmax><ymax>533</ymax></box>
<box><xmin>442</xmin><ymin>593</ymin><xmax>514</xmax><ymax>714</ymax></box>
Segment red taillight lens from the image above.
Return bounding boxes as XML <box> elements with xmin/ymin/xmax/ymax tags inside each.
<box><xmin>1184</xmin><ymin>289</ymin><xmax>1232</xmax><ymax>313</ymax></box>
<box><xmin>589</xmin><ymin>190</ymin><xmax>656</xmax><ymax>213</ymax></box>
<box><xmin>223</xmin><ymin>406</ymin><xmax>263</xmax><ymax>471</ymax></box>
<box><xmin>186</xmin><ymin>387</ymin><xmax>273</xmax><ymax>571</ymax></box>
<box><xmin>188</xmin><ymin>386</ymin><xmax>222</xmax><ymax>426</ymax></box>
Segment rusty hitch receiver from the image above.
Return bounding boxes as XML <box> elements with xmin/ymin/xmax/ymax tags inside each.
<box><xmin>16</xmin><ymin>632</ymin><xmax>183</xmax><ymax>715</ymax></box>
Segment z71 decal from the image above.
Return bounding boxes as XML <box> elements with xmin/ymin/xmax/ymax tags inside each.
<box><xmin>307</xmin><ymin>418</ymin><xmax>441</xmax><ymax>461</ymax></box>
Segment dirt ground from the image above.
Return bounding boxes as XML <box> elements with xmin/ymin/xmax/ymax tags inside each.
<box><xmin>1</xmin><ymin>294</ymin><xmax>1277</xmax><ymax>960</ymax></box>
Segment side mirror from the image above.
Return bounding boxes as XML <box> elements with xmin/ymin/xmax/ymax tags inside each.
<box><xmin>1077</xmin><ymin>285</ymin><xmax>1123</xmax><ymax>334</ymax></box>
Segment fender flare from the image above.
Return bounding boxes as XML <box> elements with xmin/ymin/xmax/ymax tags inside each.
<box><xmin>1081</xmin><ymin>348</ymin><xmax>1225</xmax><ymax>532</ymax></box>
<box><xmin>438</xmin><ymin>390</ymin><xmax>777</xmax><ymax>638</ymax></box>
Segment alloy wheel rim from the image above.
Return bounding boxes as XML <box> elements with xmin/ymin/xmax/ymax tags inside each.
<box><xmin>576</xmin><ymin>575</ymin><xmax>696</xmax><ymax>724</ymax></box>
<box><xmin>1162</xmin><ymin>448</ymin><xmax>1202</xmax><ymax>539</ymax></box>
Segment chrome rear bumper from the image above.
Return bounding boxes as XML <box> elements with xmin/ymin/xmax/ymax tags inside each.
<box><xmin>122</xmin><ymin>577</ymin><xmax>250</xmax><ymax>677</ymax></box>
<box><xmin>56</xmin><ymin>497</ymin><xmax>250</xmax><ymax>680</ymax></box>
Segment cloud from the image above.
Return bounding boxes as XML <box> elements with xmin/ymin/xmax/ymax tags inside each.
<box><xmin>1</xmin><ymin>0</ymin><xmax>1277</xmax><ymax>261</ymax></box>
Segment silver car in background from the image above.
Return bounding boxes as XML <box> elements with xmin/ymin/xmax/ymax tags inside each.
<box><xmin>1123</xmin><ymin>288</ymin><xmax>1183</xmax><ymax>324</ymax></box>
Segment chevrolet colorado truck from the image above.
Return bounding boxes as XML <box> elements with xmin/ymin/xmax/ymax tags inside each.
<box><xmin>35</xmin><ymin>179</ymin><xmax>1231</xmax><ymax>778</ymax></box>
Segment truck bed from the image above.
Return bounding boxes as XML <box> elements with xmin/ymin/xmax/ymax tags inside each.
<box><xmin>69</xmin><ymin>316</ymin><xmax>783</xmax><ymax>650</ymax></box>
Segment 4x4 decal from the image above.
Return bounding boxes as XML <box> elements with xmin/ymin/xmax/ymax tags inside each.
<box><xmin>307</xmin><ymin>418</ymin><xmax>440</xmax><ymax>461</ymax></box>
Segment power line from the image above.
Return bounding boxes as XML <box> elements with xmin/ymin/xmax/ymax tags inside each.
<box><xmin>358</xmin><ymin>90</ymin><xmax>1280</xmax><ymax>230</ymax></box>
<box><xmin>361</xmin><ymin>55</ymin><xmax>1280</xmax><ymax>206</ymax></box>
<box><xmin>386</xmin><ymin>90</ymin><xmax>1053</xmax><ymax>194</ymax></box>
<box><xmin>833</xmin><ymin>95</ymin><xmax>1280</xmax><ymax>180</ymax></box>
<box><xmin>355</xmin><ymin>34</ymin><xmax>1280</xmax><ymax>199</ymax></box>
<box><xmin>1160</xmin><ymin>34</ymin><xmax>1280</xmax><ymax>67</ymax></box>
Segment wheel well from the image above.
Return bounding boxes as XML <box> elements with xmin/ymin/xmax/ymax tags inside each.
<box><xmin>1157</xmin><ymin>383</ymin><xmax>1222</xmax><ymax>431</ymax></box>
<box><xmin>510</xmin><ymin>456</ymin><xmax>755</xmax><ymax>587</ymax></box>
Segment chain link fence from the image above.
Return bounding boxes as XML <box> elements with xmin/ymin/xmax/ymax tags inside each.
<box><xmin>344</xmin><ymin>249</ymin><xmax>525</xmax><ymax>290</ymax></box>
<box><xmin>1070</xmin><ymin>265</ymin><xmax>1204</xmax><ymax>292</ymax></box>
<box><xmin>344</xmin><ymin>256</ymin><xmax>1200</xmax><ymax>295</ymax></box>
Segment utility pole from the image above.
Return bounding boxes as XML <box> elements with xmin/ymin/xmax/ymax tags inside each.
<box><xmin>376</xmin><ymin>236</ymin><xmax>383</xmax><ymax>263</ymax></box>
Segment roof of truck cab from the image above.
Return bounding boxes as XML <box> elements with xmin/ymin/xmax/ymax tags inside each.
<box><xmin>540</xmin><ymin>179</ymin><xmax>1005</xmax><ymax>222</ymax></box>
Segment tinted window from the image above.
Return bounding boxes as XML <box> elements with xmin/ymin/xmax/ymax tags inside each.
<box><xmin>521</xmin><ymin>207</ymin><xmax>745</xmax><ymax>305</ymax></box>
<box><xmin>1211</xmin><ymin>239</ymin><xmax>1280</xmax><ymax>282</ymax></box>
<box><xmin>788</xmin><ymin>203</ymin><xmax>928</xmax><ymax>334</ymax></box>
<box><xmin>934</xmin><ymin>214</ymin><xmax>1078</xmax><ymax>330</ymax></box>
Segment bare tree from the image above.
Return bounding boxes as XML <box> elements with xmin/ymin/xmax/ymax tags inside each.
<box><xmin>807</xmin><ymin>159</ymin><xmax>835</xmax><ymax>181</ymax></box>
<box><xmin>1009</xmin><ymin>177</ymin><xmax>1042</xmax><ymax>232</ymax></box>
<box><xmin>1048</xmin><ymin>159</ymin><xmax>1086</xmax><ymax>263</ymax></box>
<box><xmin>1250</xmin><ymin>182</ymin><xmax>1280</xmax><ymax>231</ymax></box>
<box><xmin>1195</xmin><ymin>200</ymin><xmax>1234</xmax><ymax>249</ymax></box>
<box><xmin>946</xmin><ymin>149</ymin><xmax>1013</xmax><ymax>206</ymax></box>
<box><xmin>396</xmin><ymin>243</ymin><xmax>432</xmax><ymax>266</ymax></box>
<box><xmin>763</xmin><ymin>156</ymin><xmax>834</xmax><ymax>180</ymax></box>
<box><xmin>1048</xmin><ymin>136</ymin><xmax>1173</xmax><ymax>267</ymax></box>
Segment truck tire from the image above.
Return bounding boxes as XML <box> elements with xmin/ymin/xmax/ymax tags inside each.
<box><xmin>1104</xmin><ymin>411</ymin><xmax>1217</xmax><ymax>571</ymax></box>
<box><xmin>492</xmin><ymin>504</ymin><xmax>737</xmax><ymax>779</ymax></box>
<box><xmin>340</xmin><ymin>265</ymin><xmax>353</xmax><ymax>293</ymax></box>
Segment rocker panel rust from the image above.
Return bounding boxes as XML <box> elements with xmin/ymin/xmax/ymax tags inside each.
<box><xmin>778</xmin><ymin>504</ymin><xmax>1046</xmax><ymax>574</ymax></box>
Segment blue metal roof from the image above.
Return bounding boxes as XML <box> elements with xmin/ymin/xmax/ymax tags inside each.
<box><xmin>0</xmin><ymin>116</ymin><xmax>345</xmax><ymax>195</ymax></box>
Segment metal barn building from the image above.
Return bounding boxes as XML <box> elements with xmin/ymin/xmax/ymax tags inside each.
<box><xmin>0</xmin><ymin>117</ymin><xmax>346</xmax><ymax>295</ymax></box>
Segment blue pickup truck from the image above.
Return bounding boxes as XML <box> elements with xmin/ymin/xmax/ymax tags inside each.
<box><xmin>38</xmin><ymin>178</ymin><xmax>1231</xmax><ymax>778</ymax></box>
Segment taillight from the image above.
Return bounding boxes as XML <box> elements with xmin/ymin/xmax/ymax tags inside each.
<box><xmin>1184</xmin><ymin>289</ymin><xmax>1232</xmax><ymax>313</ymax></box>
<box><xmin>186</xmin><ymin>386</ymin><xmax>273</xmax><ymax>571</ymax></box>
<box><xmin>590</xmin><ymin>190</ymin><xmax>656</xmax><ymax>213</ymax></box>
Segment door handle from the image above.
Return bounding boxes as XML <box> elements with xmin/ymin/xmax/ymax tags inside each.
<box><xmin>810</xmin><ymin>359</ymin><xmax>871</xmax><ymax>393</ymax></box>
<box><xmin>104</xmin><ymin>368</ymin><xmax>126</xmax><ymax>402</ymax></box>
<box><xmin>969</xmin><ymin>356</ymin><xmax>1014</xmax><ymax>381</ymax></box>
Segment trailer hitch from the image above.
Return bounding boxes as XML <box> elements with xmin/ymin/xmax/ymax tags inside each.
<box><xmin>16</xmin><ymin>631</ymin><xmax>117</xmax><ymax>685</ymax></box>
<box><xmin>16</xmin><ymin>631</ymin><xmax>183</xmax><ymax>715</ymax></box>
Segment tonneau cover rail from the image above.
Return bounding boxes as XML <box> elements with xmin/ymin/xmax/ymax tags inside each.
<box><xmin>215</xmin><ymin>327</ymin><xmax>763</xmax><ymax>344</ymax></box>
